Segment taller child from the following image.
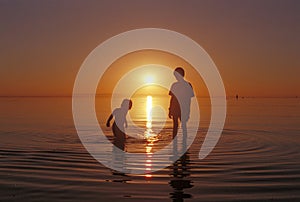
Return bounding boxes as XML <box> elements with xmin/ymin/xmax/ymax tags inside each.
<box><xmin>168</xmin><ymin>67</ymin><xmax>194</xmax><ymax>148</ymax></box>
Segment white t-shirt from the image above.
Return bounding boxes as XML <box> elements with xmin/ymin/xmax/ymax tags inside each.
<box><xmin>169</xmin><ymin>80</ymin><xmax>194</xmax><ymax>121</ymax></box>
<box><xmin>112</xmin><ymin>107</ymin><xmax>128</xmax><ymax>131</ymax></box>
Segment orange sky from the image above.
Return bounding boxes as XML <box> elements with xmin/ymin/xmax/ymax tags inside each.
<box><xmin>97</xmin><ymin>50</ymin><xmax>209</xmax><ymax>97</ymax></box>
<box><xmin>1</xmin><ymin>1</ymin><xmax>299</xmax><ymax>97</ymax></box>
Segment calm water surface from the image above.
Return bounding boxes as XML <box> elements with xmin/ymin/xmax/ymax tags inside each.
<box><xmin>0</xmin><ymin>97</ymin><xmax>299</xmax><ymax>201</ymax></box>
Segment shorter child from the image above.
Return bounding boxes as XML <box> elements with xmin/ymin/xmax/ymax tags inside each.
<box><xmin>106</xmin><ymin>99</ymin><xmax>133</xmax><ymax>151</ymax></box>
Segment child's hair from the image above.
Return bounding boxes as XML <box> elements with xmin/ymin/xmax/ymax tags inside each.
<box><xmin>121</xmin><ymin>99</ymin><xmax>133</xmax><ymax>109</ymax></box>
<box><xmin>174</xmin><ymin>67</ymin><xmax>185</xmax><ymax>77</ymax></box>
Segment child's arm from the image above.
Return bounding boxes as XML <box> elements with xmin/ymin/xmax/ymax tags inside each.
<box><xmin>106</xmin><ymin>114</ymin><xmax>113</xmax><ymax>127</ymax></box>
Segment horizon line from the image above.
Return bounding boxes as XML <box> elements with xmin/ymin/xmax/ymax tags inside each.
<box><xmin>0</xmin><ymin>94</ymin><xmax>299</xmax><ymax>98</ymax></box>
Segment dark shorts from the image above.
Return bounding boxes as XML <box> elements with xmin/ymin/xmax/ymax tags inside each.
<box><xmin>112</xmin><ymin>122</ymin><xmax>126</xmax><ymax>151</ymax></box>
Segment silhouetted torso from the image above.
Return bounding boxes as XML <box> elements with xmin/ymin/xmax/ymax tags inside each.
<box><xmin>169</xmin><ymin>80</ymin><xmax>194</xmax><ymax>121</ymax></box>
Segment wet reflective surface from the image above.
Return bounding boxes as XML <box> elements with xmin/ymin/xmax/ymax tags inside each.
<box><xmin>0</xmin><ymin>97</ymin><xmax>300</xmax><ymax>201</ymax></box>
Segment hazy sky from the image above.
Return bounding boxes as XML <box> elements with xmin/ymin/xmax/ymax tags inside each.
<box><xmin>1</xmin><ymin>0</ymin><xmax>299</xmax><ymax>97</ymax></box>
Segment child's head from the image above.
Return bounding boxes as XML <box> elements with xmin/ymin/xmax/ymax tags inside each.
<box><xmin>174</xmin><ymin>67</ymin><xmax>185</xmax><ymax>80</ymax></box>
<box><xmin>121</xmin><ymin>99</ymin><xmax>133</xmax><ymax>110</ymax></box>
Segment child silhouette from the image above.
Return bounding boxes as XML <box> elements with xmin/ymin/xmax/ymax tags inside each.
<box><xmin>169</xmin><ymin>67</ymin><xmax>194</xmax><ymax>151</ymax></box>
<box><xmin>106</xmin><ymin>99</ymin><xmax>133</xmax><ymax>151</ymax></box>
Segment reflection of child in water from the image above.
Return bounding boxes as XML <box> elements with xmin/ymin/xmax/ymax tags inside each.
<box><xmin>106</xmin><ymin>99</ymin><xmax>133</xmax><ymax>151</ymax></box>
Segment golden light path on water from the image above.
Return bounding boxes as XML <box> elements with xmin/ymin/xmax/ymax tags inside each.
<box><xmin>145</xmin><ymin>95</ymin><xmax>155</xmax><ymax>178</ymax></box>
<box><xmin>146</xmin><ymin>96</ymin><xmax>152</xmax><ymax>130</ymax></box>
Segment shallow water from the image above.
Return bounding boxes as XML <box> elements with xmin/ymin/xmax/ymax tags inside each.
<box><xmin>0</xmin><ymin>97</ymin><xmax>300</xmax><ymax>201</ymax></box>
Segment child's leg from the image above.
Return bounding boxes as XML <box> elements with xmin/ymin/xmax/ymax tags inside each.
<box><xmin>181</xmin><ymin>121</ymin><xmax>187</xmax><ymax>152</ymax></box>
<box><xmin>172</xmin><ymin>116</ymin><xmax>179</xmax><ymax>138</ymax></box>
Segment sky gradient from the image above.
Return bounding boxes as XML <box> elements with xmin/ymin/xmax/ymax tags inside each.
<box><xmin>1</xmin><ymin>0</ymin><xmax>299</xmax><ymax>97</ymax></box>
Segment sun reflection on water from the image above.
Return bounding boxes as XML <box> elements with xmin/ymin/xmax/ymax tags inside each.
<box><xmin>144</xmin><ymin>95</ymin><xmax>158</xmax><ymax>179</ymax></box>
<box><xmin>146</xmin><ymin>96</ymin><xmax>152</xmax><ymax>131</ymax></box>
